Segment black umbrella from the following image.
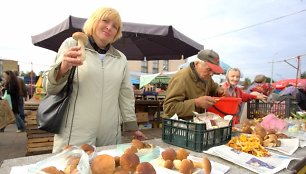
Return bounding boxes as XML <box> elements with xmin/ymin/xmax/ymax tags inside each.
<box><xmin>31</xmin><ymin>16</ymin><xmax>203</xmax><ymax>60</ymax></box>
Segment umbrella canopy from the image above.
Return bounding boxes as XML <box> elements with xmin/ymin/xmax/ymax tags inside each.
<box><xmin>279</xmin><ymin>86</ymin><xmax>298</xmax><ymax>96</ymax></box>
<box><xmin>31</xmin><ymin>15</ymin><xmax>203</xmax><ymax>60</ymax></box>
<box><xmin>272</xmin><ymin>78</ymin><xmax>306</xmax><ymax>89</ymax></box>
<box><xmin>139</xmin><ymin>72</ymin><xmax>174</xmax><ymax>88</ymax></box>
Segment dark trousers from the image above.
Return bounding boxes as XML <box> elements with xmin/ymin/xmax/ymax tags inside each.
<box><xmin>18</xmin><ymin>97</ymin><xmax>25</xmax><ymax>122</ymax></box>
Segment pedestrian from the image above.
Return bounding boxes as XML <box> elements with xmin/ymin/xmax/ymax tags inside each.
<box><xmin>14</xmin><ymin>70</ymin><xmax>27</xmax><ymax>122</ymax></box>
<box><xmin>296</xmin><ymin>81</ymin><xmax>306</xmax><ymax>111</ymax></box>
<box><xmin>222</xmin><ymin>68</ymin><xmax>267</xmax><ymax>123</ymax></box>
<box><xmin>163</xmin><ymin>49</ymin><xmax>225</xmax><ymax>118</ymax></box>
<box><xmin>246</xmin><ymin>74</ymin><xmax>273</xmax><ymax>96</ymax></box>
<box><xmin>42</xmin><ymin>7</ymin><xmax>147</xmax><ymax>153</ymax></box>
<box><xmin>1</xmin><ymin>70</ymin><xmax>25</xmax><ymax>132</ymax></box>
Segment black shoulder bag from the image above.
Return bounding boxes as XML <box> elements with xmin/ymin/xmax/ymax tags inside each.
<box><xmin>37</xmin><ymin>66</ymin><xmax>76</xmax><ymax>133</ymax></box>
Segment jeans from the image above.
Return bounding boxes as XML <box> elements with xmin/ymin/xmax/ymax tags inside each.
<box><xmin>14</xmin><ymin>113</ymin><xmax>25</xmax><ymax>130</ymax></box>
<box><xmin>18</xmin><ymin>97</ymin><xmax>25</xmax><ymax>122</ymax></box>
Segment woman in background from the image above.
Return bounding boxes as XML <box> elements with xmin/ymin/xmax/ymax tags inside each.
<box><xmin>1</xmin><ymin>70</ymin><xmax>25</xmax><ymax>132</ymax></box>
<box><xmin>246</xmin><ymin>74</ymin><xmax>273</xmax><ymax>96</ymax></box>
<box><xmin>222</xmin><ymin>68</ymin><xmax>267</xmax><ymax>123</ymax></box>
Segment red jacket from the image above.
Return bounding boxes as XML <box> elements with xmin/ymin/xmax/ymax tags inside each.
<box><xmin>222</xmin><ymin>82</ymin><xmax>257</xmax><ymax>102</ymax></box>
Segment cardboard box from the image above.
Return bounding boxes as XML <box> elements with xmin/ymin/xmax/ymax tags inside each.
<box><xmin>136</xmin><ymin>112</ymin><xmax>149</xmax><ymax>123</ymax></box>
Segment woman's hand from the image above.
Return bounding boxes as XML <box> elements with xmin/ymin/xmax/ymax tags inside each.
<box><xmin>257</xmin><ymin>94</ymin><xmax>267</xmax><ymax>101</ymax></box>
<box><xmin>217</xmin><ymin>87</ymin><xmax>225</xmax><ymax>96</ymax></box>
<box><xmin>57</xmin><ymin>46</ymin><xmax>84</xmax><ymax>80</ymax></box>
<box><xmin>133</xmin><ymin>130</ymin><xmax>148</xmax><ymax>141</ymax></box>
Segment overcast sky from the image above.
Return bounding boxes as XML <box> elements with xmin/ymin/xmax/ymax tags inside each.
<box><xmin>0</xmin><ymin>0</ymin><xmax>305</xmax><ymax>81</ymax></box>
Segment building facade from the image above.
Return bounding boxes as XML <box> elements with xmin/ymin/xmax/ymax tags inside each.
<box><xmin>0</xmin><ymin>59</ymin><xmax>19</xmax><ymax>76</ymax></box>
<box><xmin>128</xmin><ymin>59</ymin><xmax>187</xmax><ymax>74</ymax></box>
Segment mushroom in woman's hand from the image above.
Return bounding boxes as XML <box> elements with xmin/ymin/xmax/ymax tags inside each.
<box><xmin>72</xmin><ymin>32</ymin><xmax>88</xmax><ymax>61</ymax></box>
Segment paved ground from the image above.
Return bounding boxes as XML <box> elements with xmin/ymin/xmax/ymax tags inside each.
<box><xmin>0</xmin><ymin>124</ymin><xmax>27</xmax><ymax>164</ymax></box>
<box><xmin>0</xmin><ymin>123</ymin><xmax>161</xmax><ymax>166</ymax></box>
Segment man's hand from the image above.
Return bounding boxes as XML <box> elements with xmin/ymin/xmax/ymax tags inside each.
<box><xmin>194</xmin><ymin>96</ymin><xmax>217</xmax><ymax>109</ymax></box>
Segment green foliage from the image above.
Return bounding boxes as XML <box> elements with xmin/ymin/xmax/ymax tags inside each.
<box><xmin>301</xmin><ymin>71</ymin><xmax>306</xmax><ymax>78</ymax></box>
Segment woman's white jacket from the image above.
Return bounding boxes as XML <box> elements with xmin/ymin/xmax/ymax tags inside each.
<box><xmin>43</xmin><ymin>37</ymin><xmax>138</xmax><ymax>153</ymax></box>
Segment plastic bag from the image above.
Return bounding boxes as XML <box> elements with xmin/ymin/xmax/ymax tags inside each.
<box><xmin>2</xmin><ymin>90</ymin><xmax>12</xmax><ymax>109</ymax></box>
<box><xmin>27</xmin><ymin>146</ymin><xmax>91</xmax><ymax>174</ymax></box>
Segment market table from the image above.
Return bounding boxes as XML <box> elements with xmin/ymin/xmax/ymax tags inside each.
<box><xmin>0</xmin><ymin>138</ymin><xmax>305</xmax><ymax>174</ymax></box>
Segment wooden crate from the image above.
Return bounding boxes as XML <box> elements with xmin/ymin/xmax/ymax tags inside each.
<box><xmin>25</xmin><ymin>110</ymin><xmax>54</xmax><ymax>156</ymax></box>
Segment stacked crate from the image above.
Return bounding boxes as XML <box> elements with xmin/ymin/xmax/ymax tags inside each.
<box><xmin>247</xmin><ymin>98</ymin><xmax>299</xmax><ymax>119</ymax></box>
<box><xmin>24</xmin><ymin>100</ymin><xmax>54</xmax><ymax>156</ymax></box>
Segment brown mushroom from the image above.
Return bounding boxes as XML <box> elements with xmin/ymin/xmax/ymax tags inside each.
<box><xmin>81</xmin><ymin>143</ymin><xmax>94</xmax><ymax>155</ymax></box>
<box><xmin>41</xmin><ymin>166</ymin><xmax>65</xmax><ymax>174</ymax></box>
<box><xmin>135</xmin><ymin>162</ymin><xmax>156</xmax><ymax>174</ymax></box>
<box><xmin>193</xmin><ymin>157</ymin><xmax>212</xmax><ymax>174</ymax></box>
<box><xmin>120</xmin><ymin>152</ymin><xmax>140</xmax><ymax>172</ymax></box>
<box><xmin>72</xmin><ymin>32</ymin><xmax>88</xmax><ymax>61</ymax></box>
<box><xmin>161</xmin><ymin>148</ymin><xmax>176</xmax><ymax>161</ymax></box>
<box><xmin>179</xmin><ymin>159</ymin><xmax>195</xmax><ymax>174</ymax></box>
<box><xmin>163</xmin><ymin>160</ymin><xmax>174</xmax><ymax>169</ymax></box>
<box><xmin>91</xmin><ymin>154</ymin><xmax>116</xmax><ymax>174</ymax></box>
<box><xmin>176</xmin><ymin>148</ymin><xmax>189</xmax><ymax>160</ymax></box>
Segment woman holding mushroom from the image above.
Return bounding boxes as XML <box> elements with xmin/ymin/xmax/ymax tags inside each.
<box><xmin>42</xmin><ymin>7</ymin><xmax>146</xmax><ymax>153</ymax></box>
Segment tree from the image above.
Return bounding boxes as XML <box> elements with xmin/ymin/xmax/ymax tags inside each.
<box><xmin>301</xmin><ymin>71</ymin><xmax>306</xmax><ymax>78</ymax></box>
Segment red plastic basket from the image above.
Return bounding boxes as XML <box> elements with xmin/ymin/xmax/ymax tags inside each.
<box><xmin>207</xmin><ymin>97</ymin><xmax>242</xmax><ymax>117</ymax></box>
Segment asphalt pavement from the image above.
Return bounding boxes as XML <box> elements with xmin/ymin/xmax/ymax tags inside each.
<box><xmin>0</xmin><ymin>124</ymin><xmax>27</xmax><ymax>165</ymax></box>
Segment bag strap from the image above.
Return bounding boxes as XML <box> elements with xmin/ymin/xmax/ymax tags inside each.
<box><xmin>67</xmin><ymin>66</ymin><xmax>76</xmax><ymax>85</ymax></box>
<box><xmin>61</xmin><ymin>66</ymin><xmax>76</xmax><ymax>94</ymax></box>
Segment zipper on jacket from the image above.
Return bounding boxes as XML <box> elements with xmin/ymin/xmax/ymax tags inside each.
<box><xmin>96</xmin><ymin>59</ymin><xmax>104</xmax><ymax>142</ymax></box>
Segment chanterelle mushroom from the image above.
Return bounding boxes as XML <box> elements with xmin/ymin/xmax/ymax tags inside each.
<box><xmin>72</xmin><ymin>32</ymin><xmax>88</xmax><ymax>61</ymax></box>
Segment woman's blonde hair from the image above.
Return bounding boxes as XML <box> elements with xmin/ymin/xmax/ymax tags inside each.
<box><xmin>83</xmin><ymin>7</ymin><xmax>123</xmax><ymax>43</ymax></box>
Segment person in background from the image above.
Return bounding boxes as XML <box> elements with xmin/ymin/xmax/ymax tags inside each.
<box><xmin>163</xmin><ymin>49</ymin><xmax>225</xmax><ymax>118</ymax></box>
<box><xmin>14</xmin><ymin>70</ymin><xmax>27</xmax><ymax>122</ymax></box>
<box><xmin>296</xmin><ymin>81</ymin><xmax>306</xmax><ymax>111</ymax></box>
<box><xmin>42</xmin><ymin>7</ymin><xmax>147</xmax><ymax>153</ymax></box>
<box><xmin>246</xmin><ymin>74</ymin><xmax>273</xmax><ymax>96</ymax></box>
<box><xmin>1</xmin><ymin>71</ymin><xmax>25</xmax><ymax>132</ymax></box>
<box><xmin>222</xmin><ymin>68</ymin><xmax>267</xmax><ymax>123</ymax></box>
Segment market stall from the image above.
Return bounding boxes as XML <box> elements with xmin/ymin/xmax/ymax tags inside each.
<box><xmin>1</xmin><ymin>139</ymin><xmax>305</xmax><ymax>174</ymax></box>
<box><xmin>0</xmin><ymin>100</ymin><xmax>15</xmax><ymax>130</ymax></box>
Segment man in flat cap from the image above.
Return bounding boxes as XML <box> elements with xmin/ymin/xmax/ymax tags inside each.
<box><xmin>163</xmin><ymin>49</ymin><xmax>225</xmax><ymax>117</ymax></box>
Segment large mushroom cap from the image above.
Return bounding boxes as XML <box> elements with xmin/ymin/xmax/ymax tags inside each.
<box><xmin>179</xmin><ymin>159</ymin><xmax>194</xmax><ymax>174</ymax></box>
<box><xmin>72</xmin><ymin>32</ymin><xmax>88</xmax><ymax>45</ymax></box>
<box><xmin>176</xmin><ymin>148</ymin><xmax>189</xmax><ymax>160</ymax></box>
<box><xmin>91</xmin><ymin>154</ymin><xmax>115</xmax><ymax>174</ymax></box>
<box><xmin>120</xmin><ymin>152</ymin><xmax>140</xmax><ymax>172</ymax></box>
<box><xmin>135</xmin><ymin>162</ymin><xmax>156</xmax><ymax>174</ymax></box>
<box><xmin>161</xmin><ymin>148</ymin><xmax>176</xmax><ymax>161</ymax></box>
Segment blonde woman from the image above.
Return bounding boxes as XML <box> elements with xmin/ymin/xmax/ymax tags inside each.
<box><xmin>43</xmin><ymin>7</ymin><xmax>146</xmax><ymax>153</ymax></box>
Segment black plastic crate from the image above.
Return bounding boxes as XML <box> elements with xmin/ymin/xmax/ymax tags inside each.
<box><xmin>247</xmin><ymin>98</ymin><xmax>299</xmax><ymax>119</ymax></box>
<box><xmin>162</xmin><ymin>118</ymin><xmax>232</xmax><ymax>152</ymax></box>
